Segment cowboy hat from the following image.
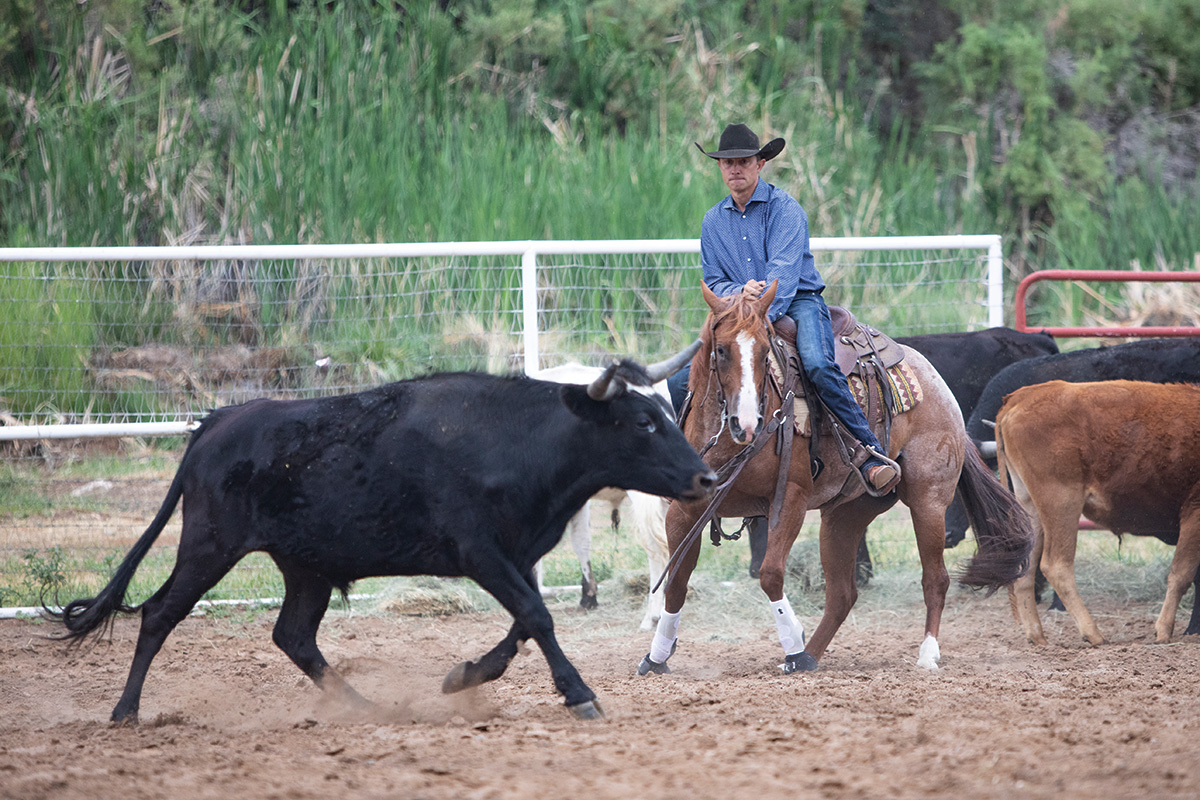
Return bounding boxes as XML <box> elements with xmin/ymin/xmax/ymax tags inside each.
<box><xmin>695</xmin><ymin>123</ymin><xmax>785</xmax><ymax>161</ymax></box>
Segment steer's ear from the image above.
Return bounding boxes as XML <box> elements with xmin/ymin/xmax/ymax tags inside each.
<box><xmin>559</xmin><ymin>384</ymin><xmax>614</xmax><ymax>424</ymax></box>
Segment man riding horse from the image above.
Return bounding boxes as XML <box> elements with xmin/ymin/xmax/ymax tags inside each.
<box><xmin>666</xmin><ymin>123</ymin><xmax>900</xmax><ymax>496</ymax></box>
<box><xmin>648</xmin><ymin>124</ymin><xmax>1034</xmax><ymax>678</ymax></box>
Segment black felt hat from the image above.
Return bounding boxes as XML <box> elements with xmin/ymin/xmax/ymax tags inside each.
<box><xmin>695</xmin><ymin>123</ymin><xmax>785</xmax><ymax>161</ymax></box>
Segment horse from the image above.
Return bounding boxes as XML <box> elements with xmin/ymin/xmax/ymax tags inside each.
<box><xmin>640</xmin><ymin>281</ymin><xmax>1034</xmax><ymax>675</ymax></box>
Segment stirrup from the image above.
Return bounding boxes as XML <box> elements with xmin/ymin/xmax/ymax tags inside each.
<box><xmin>860</xmin><ymin>449</ymin><xmax>901</xmax><ymax>497</ymax></box>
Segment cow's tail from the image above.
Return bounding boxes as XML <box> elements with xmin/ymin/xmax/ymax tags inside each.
<box><xmin>955</xmin><ymin>440</ymin><xmax>1034</xmax><ymax>591</ymax></box>
<box><xmin>50</xmin><ymin>431</ymin><xmax>199</xmax><ymax>643</ymax></box>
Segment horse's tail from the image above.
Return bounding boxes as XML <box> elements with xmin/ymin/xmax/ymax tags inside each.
<box><xmin>955</xmin><ymin>441</ymin><xmax>1034</xmax><ymax>590</ymax></box>
<box><xmin>49</xmin><ymin>427</ymin><xmax>201</xmax><ymax>643</ymax></box>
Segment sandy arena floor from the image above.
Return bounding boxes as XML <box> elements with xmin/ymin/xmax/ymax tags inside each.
<box><xmin>2</xmin><ymin>580</ymin><xmax>1198</xmax><ymax>800</ymax></box>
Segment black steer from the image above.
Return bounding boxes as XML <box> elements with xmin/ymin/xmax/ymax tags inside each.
<box><xmin>954</xmin><ymin>337</ymin><xmax>1200</xmax><ymax>635</ymax></box>
<box><xmin>55</xmin><ymin>349</ymin><xmax>716</xmax><ymax>724</ymax></box>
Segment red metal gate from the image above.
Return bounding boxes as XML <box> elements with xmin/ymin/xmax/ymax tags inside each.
<box><xmin>1015</xmin><ymin>269</ymin><xmax>1200</xmax><ymax>337</ymax></box>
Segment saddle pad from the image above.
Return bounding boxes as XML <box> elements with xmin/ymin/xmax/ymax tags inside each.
<box><xmin>769</xmin><ymin>350</ymin><xmax>922</xmax><ymax>436</ymax></box>
<box><xmin>849</xmin><ymin>361</ymin><xmax>923</xmax><ymax>424</ymax></box>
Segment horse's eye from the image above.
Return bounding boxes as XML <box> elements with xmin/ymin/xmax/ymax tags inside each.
<box><xmin>715</xmin><ymin>344</ymin><xmax>728</xmax><ymax>360</ymax></box>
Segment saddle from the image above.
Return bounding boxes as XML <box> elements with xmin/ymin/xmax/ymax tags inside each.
<box><xmin>771</xmin><ymin>306</ymin><xmax>905</xmax><ymax>377</ymax></box>
<box><xmin>768</xmin><ymin>306</ymin><xmax>918</xmax><ymax>432</ymax></box>
<box><xmin>764</xmin><ymin>306</ymin><xmax>919</xmax><ymax>511</ymax></box>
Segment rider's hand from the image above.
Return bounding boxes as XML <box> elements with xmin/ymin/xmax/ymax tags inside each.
<box><xmin>742</xmin><ymin>280</ymin><xmax>766</xmax><ymax>300</ymax></box>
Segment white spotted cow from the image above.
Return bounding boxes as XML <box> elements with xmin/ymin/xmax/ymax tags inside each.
<box><xmin>535</xmin><ymin>363</ymin><xmax>675</xmax><ymax>629</ymax></box>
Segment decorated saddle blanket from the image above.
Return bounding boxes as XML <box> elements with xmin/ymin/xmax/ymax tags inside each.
<box><xmin>767</xmin><ymin>307</ymin><xmax>922</xmax><ymax>436</ymax></box>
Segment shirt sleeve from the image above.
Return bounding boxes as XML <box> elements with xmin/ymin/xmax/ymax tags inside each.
<box><xmin>700</xmin><ymin>210</ymin><xmax>742</xmax><ymax>298</ymax></box>
<box><xmin>763</xmin><ymin>194</ymin><xmax>815</xmax><ymax>321</ymax></box>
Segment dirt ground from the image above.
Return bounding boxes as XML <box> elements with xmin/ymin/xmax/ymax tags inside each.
<box><xmin>2</xmin><ymin>580</ymin><xmax>1199</xmax><ymax>800</ymax></box>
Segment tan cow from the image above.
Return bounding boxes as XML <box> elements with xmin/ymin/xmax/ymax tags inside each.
<box><xmin>996</xmin><ymin>379</ymin><xmax>1200</xmax><ymax>645</ymax></box>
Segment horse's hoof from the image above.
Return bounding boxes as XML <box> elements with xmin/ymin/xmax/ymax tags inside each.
<box><xmin>637</xmin><ymin>654</ymin><xmax>671</xmax><ymax>676</ymax></box>
<box><xmin>780</xmin><ymin>651</ymin><xmax>819</xmax><ymax>674</ymax></box>
<box><xmin>568</xmin><ymin>699</ymin><xmax>605</xmax><ymax>720</ymax></box>
<box><xmin>637</xmin><ymin>639</ymin><xmax>676</xmax><ymax>675</ymax></box>
<box><xmin>441</xmin><ymin>661</ymin><xmax>470</xmax><ymax>694</ymax></box>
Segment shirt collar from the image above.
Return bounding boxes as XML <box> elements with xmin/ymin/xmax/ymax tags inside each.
<box><xmin>721</xmin><ymin>178</ymin><xmax>771</xmax><ymax>211</ymax></box>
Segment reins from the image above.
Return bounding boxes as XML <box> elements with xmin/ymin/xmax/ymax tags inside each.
<box><xmin>651</xmin><ymin>404</ymin><xmax>785</xmax><ymax>595</ymax></box>
<box><xmin>652</xmin><ymin>317</ymin><xmax>794</xmax><ymax>595</ymax></box>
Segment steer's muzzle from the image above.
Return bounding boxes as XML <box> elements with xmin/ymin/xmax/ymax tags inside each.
<box><xmin>682</xmin><ymin>469</ymin><xmax>718</xmax><ymax>500</ymax></box>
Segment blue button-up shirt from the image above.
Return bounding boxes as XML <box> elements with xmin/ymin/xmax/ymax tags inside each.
<box><xmin>700</xmin><ymin>178</ymin><xmax>822</xmax><ymax>322</ymax></box>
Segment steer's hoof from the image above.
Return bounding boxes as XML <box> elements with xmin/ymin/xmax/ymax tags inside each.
<box><xmin>637</xmin><ymin>653</ymin><xmax>671</xmax><ymax>676</ymax></box>
<box><xmin>568</xmin><ymin>699</ymin><xmax>605</xmax><ymax>720</ymax></box>
<box><xmin>780</xmin><ymin>651</ymin><xmax>819</xmax><ymax>674</ymax></box>
<box><xmin>441</xmin><ymin>661</ymin><xmax>470</xmax><ymax>694</ymax></box>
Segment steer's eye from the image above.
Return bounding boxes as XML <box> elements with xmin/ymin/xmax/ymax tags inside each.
<box><xmin>636</xmin><ymin>415</ymin><xmax>657</xmax><ymax>434</ymax></box>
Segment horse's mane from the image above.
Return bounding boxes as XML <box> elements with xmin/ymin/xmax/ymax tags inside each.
<box><xmin>710</xmin><ymin>292</ymin><xmax>767</xmax><ymax>337</ymax></box>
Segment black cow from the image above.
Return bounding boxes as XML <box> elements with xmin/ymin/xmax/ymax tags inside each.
<box><xmin>747</xmin><ymin>327</ymin><xmax>1057</xmax><ymax>579</ymax></box>
<box><xmin>896</xmin><ymin>327</ymin><xmax>1059</xmax><ymax>420</ymax></box>
<box><xmin>54</xmin><ymin>349</ymin><xmax>716</xmax><ymax>723</ymax></box>
<box><xmin>953</xmin><ymin>337</ymin><xmax>1200</xmax><ymax>635</ymax></box>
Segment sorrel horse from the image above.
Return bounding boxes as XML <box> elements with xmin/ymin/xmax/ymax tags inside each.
<box><xmin>641</xmin><ymin>282</ymin><xmax>1034</xmax><ymax>674</ymax></box>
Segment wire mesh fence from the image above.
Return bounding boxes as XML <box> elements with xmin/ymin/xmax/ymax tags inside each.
<box><xmin>1</xmin><ymin>239</ymin><xmax>998</xmax><ymax>608</ymax></box>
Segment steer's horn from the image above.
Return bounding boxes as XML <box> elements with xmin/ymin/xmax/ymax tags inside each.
<box><xmin>644</xmin><ymin>339</ymin><xmax>703</xmax><ymax>384</ymax></box>
<box><xmin>587</xmin><ymin>361</ymin><xmax>624</xmax><ymax>402</ymax></box>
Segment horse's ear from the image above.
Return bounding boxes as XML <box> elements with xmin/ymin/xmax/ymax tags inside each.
<box><xmin>755</xmin><ymin>280</ymin><xmax>779</xmax><ymax>315</ymax></box>
<box><xmin>701</xmin><ymin>281</ymin><xmax>722</xmax><ymax>311</ymax></box>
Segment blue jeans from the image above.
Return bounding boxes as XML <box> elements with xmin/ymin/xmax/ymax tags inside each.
<box><xmin>667</xmin><ymin>363</ymin><xmax>690</xmax><ymax>417</ymax></box>
<box><xmin>786</xmin><ymin>291</ymin><xmax>884</xmax><ymax>455</ymax></box>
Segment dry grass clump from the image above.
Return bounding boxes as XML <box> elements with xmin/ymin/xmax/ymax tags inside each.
<box><xmin>372</xmin><ymin>577</ymin><xmax>494</xmax><ymax>617</ymax></box>
<box><xmin>1081</xmin><ymin>257</ymin><xmax>1200</xmax><ymax>335</ymax></box>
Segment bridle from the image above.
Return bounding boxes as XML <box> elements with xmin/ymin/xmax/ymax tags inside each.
<box><xmin>696</xmin><ymin>317</ymin><xmax>771</xmax><ymax>456</ymax></box>
<box><xmin>654</xmin><ymin>315</ymin><xmax>791</xmax><ymax>594</ymax></box>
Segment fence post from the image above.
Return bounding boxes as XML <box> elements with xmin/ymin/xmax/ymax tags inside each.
<box><xmin>987</xmin><ymin>236</ymin><xmax>1004</xmax><ymax>328</ymax></box>
<box><xmin>522</xmin><ymin>246</ymin><xmax>540</xmax><ymax>375</ymax></box>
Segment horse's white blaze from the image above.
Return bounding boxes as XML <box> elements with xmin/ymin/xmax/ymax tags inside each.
<box><xmin>735</xmin><ymin>330</ymin><xmax>760</xmax><ymax>435</ymax></box>
<box><xmin>917</xmin><ymin>633</ymin><xmax>941</xmax><ymax>670</ymax></box>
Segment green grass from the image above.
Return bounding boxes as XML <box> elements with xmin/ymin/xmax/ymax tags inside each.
<box><xmin>3</xmin><ymin>0</ymin><xmax>1199</xmax><ymax>616</ymax></box>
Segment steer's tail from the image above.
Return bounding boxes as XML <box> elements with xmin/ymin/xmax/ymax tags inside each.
<box><xmin>955</xmin><ymin>441</ymin><xmax>1034</xmax><ymax>590</ymax></box>
<box><xmin>51</xmin><ymin>431</ymin><xmax>199</xmax><ymax>643</ymax></box>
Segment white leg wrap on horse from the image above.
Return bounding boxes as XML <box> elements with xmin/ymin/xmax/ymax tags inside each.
<box><xmin>917</xmin><ymin>633</ymin><xmax>941</xmax><ymax>670</ymax></box>
<box><xmin>770</xmin><ymin>596</ymin><xmax>806</xmax><ymax>656</ymax></box>
<box><xmin>649</xmin><ymin>611</ymin><xmax>681</xmax><ymax>663</ymax></box>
